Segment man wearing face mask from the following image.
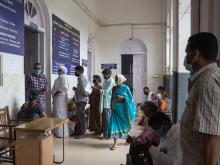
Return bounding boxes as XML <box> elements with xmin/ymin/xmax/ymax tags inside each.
<box><xmin>73</xmin><ymin>65</ymin><xmax>90</xmax><ymax>138</ymax></box>
<box><xmin>180</xmin><ymin>32</ymin><xmax>220</xmax><ymax>165</ymax></box>
<box><xmin>148</xmin><ymin>112</ymin><xmax>181</xmax><ymax>165</ymax></box>
<box><xmin>25</xmin><ymin>63</ymin><xmax>48</xmax><ymax>107</ymax></box>
<box><xmin>101</xmin><ymin>68</ymin><xmax>115</xmax><ymax>138</ymax></box>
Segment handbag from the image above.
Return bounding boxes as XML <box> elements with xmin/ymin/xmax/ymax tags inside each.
<box><xmin>126</xmin><ymin>142</ymin><xmax>154</xmax><ymax>165</ymax></box>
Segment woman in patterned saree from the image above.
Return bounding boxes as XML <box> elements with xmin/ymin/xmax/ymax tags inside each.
<box><xmin>107</xmin><ymin>74</ymin><xmax>136</xmax><ymax>150</ymax></box>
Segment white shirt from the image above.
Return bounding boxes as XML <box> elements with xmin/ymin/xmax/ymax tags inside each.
<box><xmin>146</xmin><ymin>91</ymin><xmax>153</xmax><ymax>101</ymax></box>
<box><xmin>149</xmin><ymin>124</ymin><xmax>182</xmax><ymax>165</ymax></box>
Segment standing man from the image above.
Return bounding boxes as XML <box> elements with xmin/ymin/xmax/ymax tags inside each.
<box><xmin>73</xmin><ymin>65</ymin><xmax>90</xmax><ymax>138</ymax></box>
<box><xmin>25</xmin><ymin>63</ymin><xmax>48</xmax><ymax>107</ymax></box>
<box><xmin>101</xmin><ymin>68</ymin><xmax>115</xmax><ymax>138</ymax></box>
<box><xmin>181</xmin><ymin>32</ymin><xmax>220</xmax><ymax>165</ymax></box>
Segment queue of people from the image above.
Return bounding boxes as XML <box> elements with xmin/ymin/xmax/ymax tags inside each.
<box><xmin>22</xmin><ymin>63</ymin><xmax>136</xmax><ymax>148</ymax></box>
<box><xmin>21</xmin><ymin>32</ymin><xmax>220</xmax><ymax>165</ymax></box>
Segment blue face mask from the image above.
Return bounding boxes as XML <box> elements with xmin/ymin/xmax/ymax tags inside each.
<box><xmin>183</xmin><ymin>56</ymin><xmax>193</xmax><ymax>72</ymax></box>
<box><xmin>155</xmin><ymin>127</ymin><xmax>166</xmax><ymax>137</ymax></box>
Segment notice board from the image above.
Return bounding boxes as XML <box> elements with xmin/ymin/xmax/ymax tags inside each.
<box><xmin>0</xmin><ymin>0</ymin><xmax>24</xmax><ymax>56</ymax></box>
<box><xmin>52</xmin><ymin>14</ymin><xmax>80</xmax><ymax>75</ymax></box>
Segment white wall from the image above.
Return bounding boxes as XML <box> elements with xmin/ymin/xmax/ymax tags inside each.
<box><xmin>0</xmin><ymin>54</ymin><xmax>25</xmax><ymax>117</ymax></box>
<box><xmin>96</xmin><ymin>0</ymin><xmax>164</xmax><ymax>24</ymax></box>
<box><xmin>178</xmin><ymin>0</ymin><xmax>191</xmax><ymax>72</ymax></box>
<box><xmin>96</xmin><ymin>24</ymin><xmax>165</xmax><ymax>92</ymax></box>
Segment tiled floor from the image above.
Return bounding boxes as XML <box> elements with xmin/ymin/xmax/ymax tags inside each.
<box><xmin>0</xmin><ymin>117</ymin><xmax>142</xmax><ymax>165</ymax></box>
<box><xmin>53</xmin><ymin>117</ymin><xmax>142</xmax><ymax>165</ymax></box>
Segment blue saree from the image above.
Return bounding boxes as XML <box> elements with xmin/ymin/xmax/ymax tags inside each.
<box><xmin>106</xmin><ymin>84</ymin><xmax>136</xmax><ymax>138</ymax></box>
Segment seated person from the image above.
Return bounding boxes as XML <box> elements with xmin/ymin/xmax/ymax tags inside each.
<box><xmin>127</xmin><ymin>112</ymin><xmax>181</xmax><ymax>165</ymax></box>
<box><xmin>158</xmin><ymin>91</ymin><xmax>168</xmax><ymax>112</ymax></box>
<box><xmin>143</xmin><ymin>87</ymin><xmax>153</xmax><ymax>101</ymax></box>
<box><xmin>127</xmin><ymin>102</ymin><xmax>159</xmax><ymax>164</ymax></box>
<box><xmin>148</xmin><ymin>112</ymin><xmax>181</xmax><ymax>165</ymax></box>
<box><xmin>20</xmin><ymin>91</ymin><xmax>47</xmax><ymax>118</ymax></box>
<box><xmin>138</xmin><ymin>101</ymin><xmax>158</xmax><ymax>126</ymax></box>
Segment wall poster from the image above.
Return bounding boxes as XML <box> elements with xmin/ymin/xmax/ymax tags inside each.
<box><xmin>52</xmin><ymin>14</ymin><xmax>80</xmax><ymax>75</ymax></box>
<box><xmin>0</xmin><ymin>0</ymin><xmax>24</xmax><ymax>56</ymax></box>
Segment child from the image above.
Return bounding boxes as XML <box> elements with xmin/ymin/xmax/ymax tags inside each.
<box><xmin>68</xmin><ymin>98</ymin><xmax>77</xmax><ymax>134</ymax></box>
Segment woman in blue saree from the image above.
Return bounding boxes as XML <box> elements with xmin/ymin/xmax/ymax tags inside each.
<box><xmin>107</xmin><ymin>74</ymin><xmax>136</xmax><ymax>150</ymax></box>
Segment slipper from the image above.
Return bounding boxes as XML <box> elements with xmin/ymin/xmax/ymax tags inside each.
<box><xmin>110</xmin><ymin>146</ymin><xmax>118</xmax><ymax>150</ymax></box>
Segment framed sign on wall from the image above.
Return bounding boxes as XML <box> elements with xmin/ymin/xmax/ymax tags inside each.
<box><xmin>52</xmin><ymin>14</ymin><xmax>80</xmax><ymax>75</ymax></box>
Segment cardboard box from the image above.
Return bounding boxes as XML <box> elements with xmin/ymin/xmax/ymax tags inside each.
<box><xmin>17</xmin><ymin>133</ymin><xmax>53</xmax><ymax>165</ymax></box>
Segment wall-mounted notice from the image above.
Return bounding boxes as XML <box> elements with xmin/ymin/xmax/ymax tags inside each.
<box><xmin>52</xmin><ymin>14</ymin><xmax>80</xmax><ymax>75</ymax></box>
<box><xmin>0</xmin><ymin>0</ymin><xmax>24</xmax><ymax>56</ymax></box>
<box><xmin>101</xmin><ymin>64</ymin><xmax>117</xmax><ymax>69</ymax></box>
<box><xmin>82</xmin><ymin>59</ymin><xmax>87</xmax><ymax>67</ymax></box>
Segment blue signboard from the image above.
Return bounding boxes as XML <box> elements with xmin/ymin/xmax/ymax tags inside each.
<box><xmin>101</xmin><ymin>64</ymin><xmax>117</xmax><ymax>69</ymax></box>
<box><xmin>52</xmin><ymin>14</ymin><xmax>80</xmax><ymax>75</ymax></box>
<box><xmin>0</xmin><ymin>0</ymin><xmax>24</xmax><ymax>56</ymax></box>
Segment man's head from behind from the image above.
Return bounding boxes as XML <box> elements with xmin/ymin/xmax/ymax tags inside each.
<box><xmin>148</xmin><ymin>111</ymin><xmax>172</xmax><ymax>137</ymax></box>
<box><xmin>185</xmin><ymin>32</ymin><xmax>218</xmax><ymax>71</ymax></box>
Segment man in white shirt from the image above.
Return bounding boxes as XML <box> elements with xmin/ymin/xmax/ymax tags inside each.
<box><xmin>143</xmin><ymin>87</ymin><xmax>153</xmax><ymax>101</ymax></box>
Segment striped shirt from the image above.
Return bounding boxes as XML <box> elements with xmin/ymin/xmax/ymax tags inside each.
<box><xmin>180</xmin><ymin>63</ymin><xmax>220</xmax><ymax>165</ymax></box>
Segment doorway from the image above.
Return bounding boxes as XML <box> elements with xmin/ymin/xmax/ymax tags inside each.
<box><xmin>119</xmin><ymin>38</ymin><xmax>147</xmax><ymax>104</ymax></box>
<box><xmin>24</xmin><ymin>26</ymin><xmax>44</xmax><ymax>75</ymax></box>
<box><xmin>121</xmin><ymin>54</ymin><xmax>133</xmax><ymax>94</ymax></box>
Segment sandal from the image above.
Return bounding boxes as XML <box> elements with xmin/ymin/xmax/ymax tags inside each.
<box><xmin>110</xmin><ymin>146</ymin><xmax>118</xmax><ymax>150</ymax></box>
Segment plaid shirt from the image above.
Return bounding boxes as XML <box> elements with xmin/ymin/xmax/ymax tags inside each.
<box><xmin>25</xmin><ymin>73</ymin><xmax>48</xmax><ymax>105</ymax></box>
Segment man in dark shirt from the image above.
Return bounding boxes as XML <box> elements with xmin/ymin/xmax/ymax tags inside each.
<box><xmin>20</xmin><ymin>90</ymin><xmax>47</xmax><ymax>119</ymax></box>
